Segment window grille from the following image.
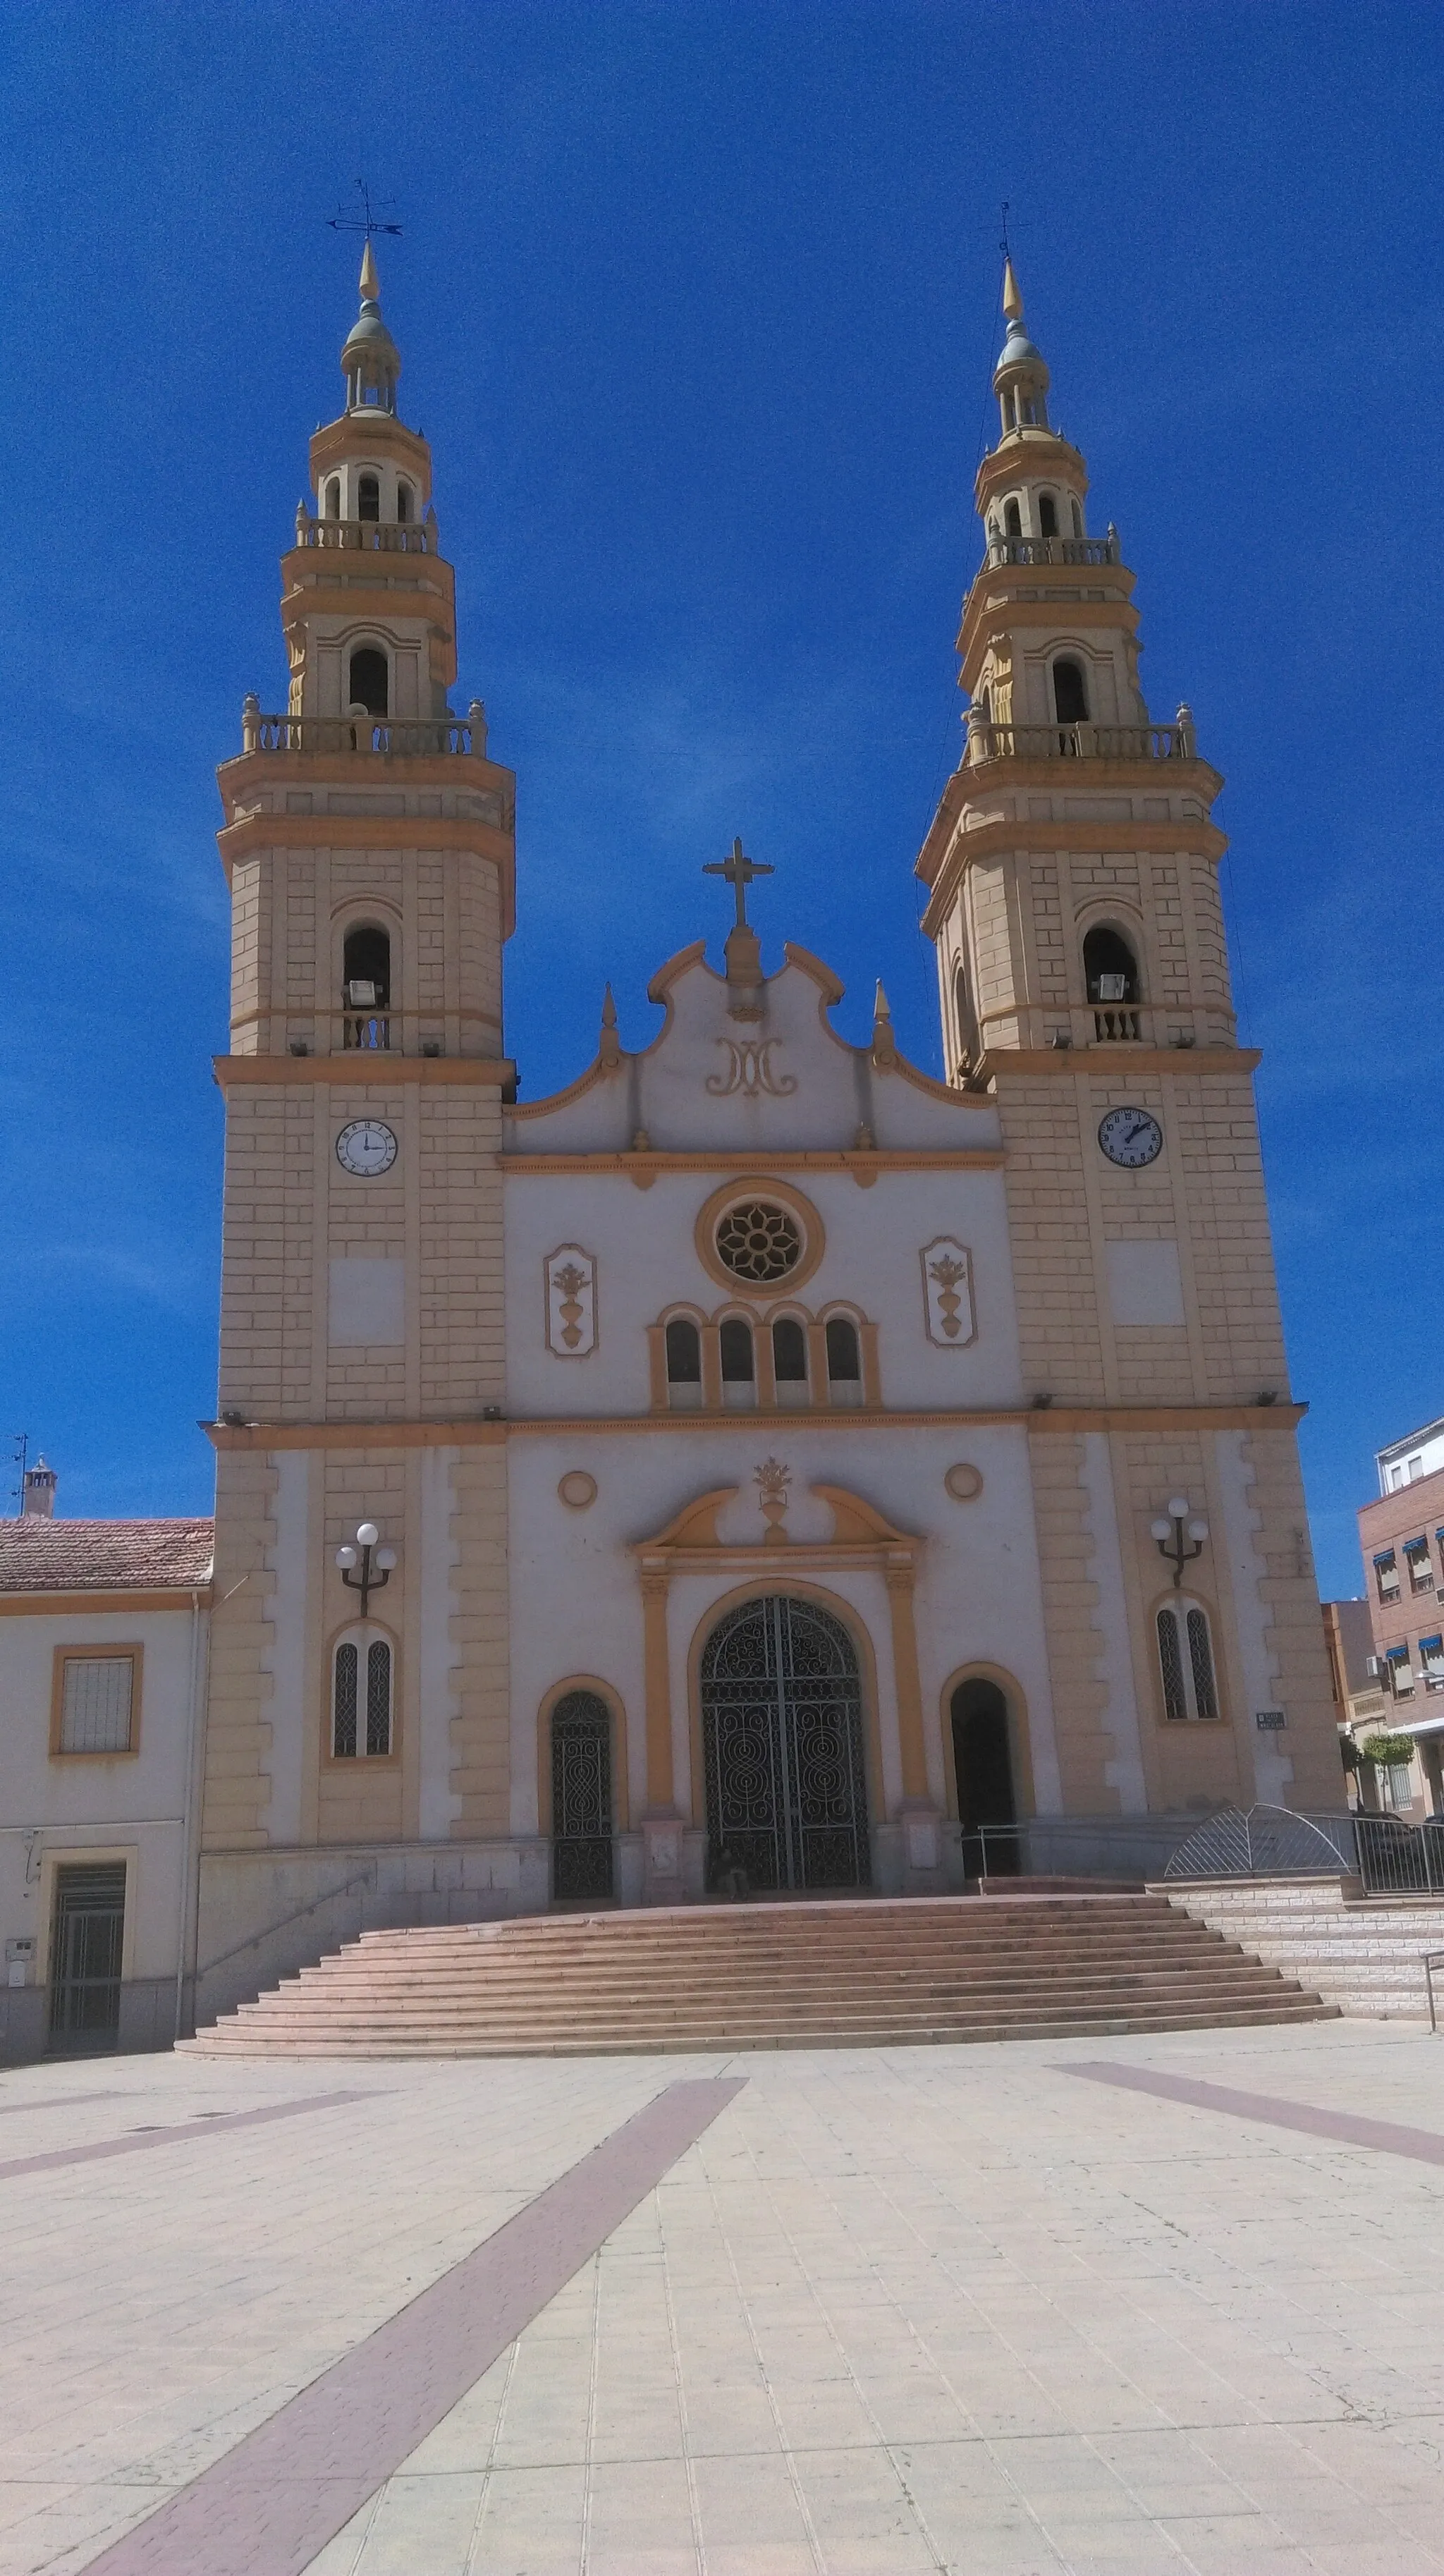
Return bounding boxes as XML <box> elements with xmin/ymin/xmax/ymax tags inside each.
<box><xmin>551</xmin><ymin>1691</ymin><xmax>613</xmax><ymax>1900</ymax></box>
<box><xmin>59</xmin><ymin>1656</ymin><xmax>133</xmax><ymax>1754</ymax></box>
<box><xmin>715</xmin><ymin>1202</ymin><xmax>802</xmax><ymax>1283</ymax></box>
<box><xmin>1158</xmin><ymin>1601</ymin><xmax>1220</xmax><ymax>1721</ymax></box>
<box><xmin>333</xmin><ymin>1632</ymin><xmax>392</xmax><ymax>1757</ymax></box>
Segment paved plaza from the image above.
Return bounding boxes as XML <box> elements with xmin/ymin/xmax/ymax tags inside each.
<box><xmin>3</xmin><ymin>2020</ymin><xmax>1444</xmax><ymax>2574</ymax></box>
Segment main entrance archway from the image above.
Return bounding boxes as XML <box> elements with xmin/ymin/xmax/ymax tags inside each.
<box><xmin>699</xmin><ymin>1594</ymin><xmax>871</xmax><ymax>1892</ymax></box>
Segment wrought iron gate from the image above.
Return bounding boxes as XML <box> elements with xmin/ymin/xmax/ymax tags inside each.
<box><xmin>700</xmin><ymin>1596</ymin><xmax>870</xmax><ymax>1891</ymax></box>
<box><xmin>49</xmin><ymin>1862</ymin><xmax>126</xmax><ymax>2049</ymax></box>
<box><xmin>551</xmin><ymin>1691</ymin><xmax>614</xmax><ymax>1899</ymax></box>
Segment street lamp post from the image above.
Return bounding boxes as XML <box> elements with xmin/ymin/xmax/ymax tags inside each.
<box><xmin>1150</xmin><ymin>1495</ymin><xmax>1209</xmax><ymax>1589</ymax></box>
<box><xmin>335</xmin><ymin>1519</ymin><xmax>398</xmax><ymax>1616</ymax></box>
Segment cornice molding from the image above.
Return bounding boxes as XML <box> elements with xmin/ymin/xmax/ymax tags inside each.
<box><xmin>978</xmin><ymin>1045</ymin><xmax>1261</xmax><ymax>1078</ymax></box>
<box><xmin>212</xmin><ymin>1053</ymin><xmax>515</xmax><ymax>1089</ymax></box>
<box><xmin>202</xmin><ymin>1399</ymin><xmax>1304</xmax><ymax>1453</ymax></box>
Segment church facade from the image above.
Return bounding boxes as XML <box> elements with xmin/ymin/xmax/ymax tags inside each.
<box><xmin>179</xmin><ymin>253</ymin><xmax>1342</xmax><ymax>2007</ymax></box>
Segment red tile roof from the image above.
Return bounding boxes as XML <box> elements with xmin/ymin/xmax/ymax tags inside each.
<box><xmin>0</xmin><ymin>1518</ymin><xmax>214</xmax><ymax>1594</ymax></box>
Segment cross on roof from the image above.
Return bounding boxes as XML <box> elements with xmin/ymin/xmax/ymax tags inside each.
<box><xmin>703</xmin><ymin>836</ymin><xmax>773</xmax><ymax>930</ymax></box>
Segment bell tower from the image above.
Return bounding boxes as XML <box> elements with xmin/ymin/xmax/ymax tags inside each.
<box><xmin>917</xmin><ymin>263</ymin><xmax>1340</xmax><ymax>1819</ymax></box>
<box><xmin>197</xmin><ymin>254</ymin><xmax>520</xmax><ymax>1950</ymax></box>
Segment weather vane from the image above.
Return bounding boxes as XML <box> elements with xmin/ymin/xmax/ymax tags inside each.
<box><xmin>328</xmin><ymin>181</ymin><xmax>403</xmax><ymax>245</ymax></box>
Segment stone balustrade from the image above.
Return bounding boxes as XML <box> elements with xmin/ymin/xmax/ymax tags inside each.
<box><xmin>293</xmin><ymin>512</ymin><xmax>439</xmax><ymax>555</ymax></box>
<box><xmin>238</xmin><ymin>704</ymin><xmax>489</xmax><ymax>759</ymax></box>
<box><xmin>966</xmin><ymin>714</ymin><xmax>1197</xmax><ymax>767</ymax></box>
<box><xmin>982</xmin><ymin>532</ymin><xmax>1119</xmax><ymax>570</ymax></box>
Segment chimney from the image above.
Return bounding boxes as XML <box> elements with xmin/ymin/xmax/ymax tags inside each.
<box><xmin>22</xmin><ymin>1456</ymin><xmax>56</xmax><ymax>1519</ymax></box>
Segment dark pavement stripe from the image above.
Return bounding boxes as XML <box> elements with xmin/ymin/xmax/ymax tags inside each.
<box><xmin>0</xmin><ymin>2091</ymin><xmax>372</xmax><ymax>2181</ymax></box>
<box><xmin>1067</xmin><ymin>2061</ymin><xmax>1444</xmax><ymax>2164</ymax></box>
<box><xmin>82</xmin><ymin>2075</ymin><xmax>745</xmax><ymax>2576</ymax></box>
<box><xmin>0</xmin><ymin>2091</ymin><xmax>126</xmax><ymax>2118</ymax></box>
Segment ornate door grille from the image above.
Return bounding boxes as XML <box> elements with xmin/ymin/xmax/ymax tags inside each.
<box><xmin>700</xmin><ymin>1596</ymin><xmax>870</xmax><ymax>1892</ymax></box>
<box><xmin>551</xmin><ymin>1691</ymin><xmax>614</xmax><ymax>1900</ymax></box>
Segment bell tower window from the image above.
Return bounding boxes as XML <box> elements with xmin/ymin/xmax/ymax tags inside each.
<box><xmin>348</xmin><ymin>647</ymin><xmax>388</xmax><ymax>716</ymax></box>
<box><xmin>357</xmin><ymin>474</ymin><xmax>380</xmax><ymax>523</ymax></box>
<box><xmin>1037</xmin><ymin>493</ymin><xmax>1058</xmax><ymax>539</ymax></box>
<box><xmin>1052</xmin><ymin>659</ymin><xmax>1089</xmax><ymax>724</ymax></box>
<box><xmin>1004</xmin><ymin>499</ymin><xmax>1022</xmax><ymax>538</ymax></box>
<box><xmin>343</xmin><ymin>923</ymin><xmax>391</xmax><ymax>1050</ymax></box>
<box><xmin>324</xmin><ymin>477</ymin><xmax>341</xmax><ymax>519</ymax></box>
<box><xmin>396</xmin><ymin>482</ymin><xmax>412</xmax><ymax>524</ymax></box>
<box><xmin>1083</xmin><ymin>924</ymin><xmax>1141</xmax><ymax>1040</ymax></box>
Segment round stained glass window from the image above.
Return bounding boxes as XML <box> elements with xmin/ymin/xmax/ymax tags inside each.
<box><xmin>716</xmin><ymin>1201</ymin><xmax>803</xmax><ymax>1282</ymax></box>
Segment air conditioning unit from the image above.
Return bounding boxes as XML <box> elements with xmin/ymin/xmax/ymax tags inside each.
<box><xmin>1365</xmin><ymin>1656</ymin><xmax>1380</xmax><ymax>1678</ymax></box>
<box><xmin>1096</xmin><ymin>973</ymin><xmax>1129</xmax><ymax>1002</ymax></box>
<box><xmin>347</xmin><ymin>980</ymin><xmax>378</xmax><ymax>1007</ymax></box>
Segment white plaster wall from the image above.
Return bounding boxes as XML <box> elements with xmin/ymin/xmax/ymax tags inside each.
<box><xmin>0</xmin><ymin>1604</ymin><xmax>203</xmax><ymax>1983</ymax></box>
<box><xmin>507</xmin><ymin>1424</ymin><xmax>1058</xmax><ymax>1831</ymax></box>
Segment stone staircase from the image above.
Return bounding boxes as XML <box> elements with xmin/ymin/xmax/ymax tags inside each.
<box><xmin>1163</xmin><ymin>1876</ymin><xmax>1444</xmax><ymax>2020</ymax></box>
<box><xmin>182</xmin><ymin>1893</ymin><xmax>1337</xmax><ymax>2057</ymax></box>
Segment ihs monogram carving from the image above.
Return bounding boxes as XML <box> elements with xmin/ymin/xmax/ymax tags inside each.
<box><xmin>544</xmin><ymin>1244</ymin><xmax>598</xmax><ymax>1358</ymax></box>
<box><xmin>706</xmin><ymin>1038</ymin><xmax>797</xmax><ymax>1099</ymax></box>
<box><xmin>920</xmin><ymin>1237</ymin><xmax>977</xmax><ymax>1349</ymax></box>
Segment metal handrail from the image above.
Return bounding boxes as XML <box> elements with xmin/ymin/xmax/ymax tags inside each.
<box><xmin>196</xmin><ymin>1867</ymin><xmax>377</xmax><ymax>1979</ymax></box>
<box><xmin>1426</xmin><ymin>1952</ymin><xmax>1444</xmax><ymax>2033</ymax></box>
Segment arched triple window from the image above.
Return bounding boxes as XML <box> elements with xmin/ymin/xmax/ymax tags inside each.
<box><xmin>1157</xmin><ymin>1599</ymin><xmax>1220</xmax><ymax>1722</ymax></box>
<box><xmin>771</xmin><ymin>1316</ymin><xmax>808</xmax><ymax>1393</ymax></box>
<box><xmin>825</xmin><ymin>1316</ymin><xmax>862</xmax><ymax>1405</ymax></box>
<box><xmin>1037</xmin><ymin>492</ymin><xmax>1058</xmax><ymax>539</ymax></box>
<box><xmin>719</xmin><ymin>1317</ymin><xmax>756</xmax><ymax>1406</ymax></box>
<box><xmin>665</xmin><ymin>1317</ymin><xmax>702</xmax><ymax>1409</ymax></box>
<box><xmin>343</xmin><ymin>923</ymin><xmax>391</xmax><ymax>1051</ymax></box>
<box><xmin>332</xmin><ymin>1628</ymin><xmax>393</xmax><ymax>1758</ymax></box>
<box><xmin>348</xmin><ymin>646</ymin><xmax>388</xmax><ymax>718</ymax></box>
<box><xmin>357</xmin><ymin>473</ymin><xmax>380</xmax><ymax>523</ymax></box>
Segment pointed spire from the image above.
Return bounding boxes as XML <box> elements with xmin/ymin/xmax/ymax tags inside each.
<box><xmin>341</xmin><ymin>243</ymin><xmax>401</xmax><ymax>414</ymax></box>
<box><xmin>1001</xmin><ymin>256</ymin><xmax>1023</xmax><ymax>324</ymax></box>
<box><xmin>874</xmin><ymin>979</ymin><xmax>893</xmax><ymax>1025</ymax></box>
<box><xmin>872</xmin><ymin>979</ymin><xmax>897</xmax><ymax>1068</ymax></box>
<box><xmin>360</xmin><ymin>239</ymin><xmax>379</xmax><ymax>302</ymax></box>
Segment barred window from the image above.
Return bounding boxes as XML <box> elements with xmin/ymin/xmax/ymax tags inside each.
<box><xmin>58</xmin><ymin>1656</ymin><xmax>134</xmax><ymax>1754</ymax></box>
<box><xmin>333</xmin><ymin>1629</ymin><xmax>393</xmax><ymax>1759</ymax></box>
<box><xmin>1158</xmin><ymin>1600</ymin><xmax>1221</xmax><ymax>1723</ymax></box>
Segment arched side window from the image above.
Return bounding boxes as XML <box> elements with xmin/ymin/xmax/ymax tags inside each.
<box><xmin>357</xmin><ymin>473</ymin><xmax>380</xmax><ymax>523</ymax></box>
<box><xmin>342</xmin><ymin>923</ymin><xmax>391</xmax><ymax>1051</ymax></box>
<box><xmin>550</xmin><ymin>1689</ymin><xmax>614</xmax><ymax>1900</ymax></box>
<box><xmin>1003</xmin><ymin>498</ymin><xmax>1022</xmax><ymax>538</ymax></box>
<box><xmin>953</xmin><ymin>959</ymin><xmax>980</xmax><ymax>1075</ymax></box>
<box><xmin>772</xmin><ymin>1317</ymin><xmax>808</xmax><ymax>1390</ymax></box>
<box><xmin>396</xmin><ymin>481</ymin><xmax>412</xmax><ymax>524</ymax></box>
<box><xmin>1082</xmin><ymin>923</ymin><xmax>1141</xmax><ymax>1041</ymax></box>
<box><xmin>348</xmin><ymin>646</ymin><xmax>388</xmax><ymax>717</ymax></box>
<box><xmin>825</xmin><ymin>1315</ymin><xmax>862</xmax><ymax>1408</ymax></box>
<box><xmin>323</xmin><ymin>477</ymin><xmax>341</xmax><ymax>520</ymax></box>
<box><xmin>333</xmin><ymin>1628</ymin><xmax>393</xmax><ymax>1758</ymax></box>
<box><xmin>665</xmin><ymin>1317</ymin><xmax>702</xmax><ymax>1409</ymax></box>
<box><xmin>1037</xmin><ymin>492</ymin><xmax>1058</xmax><ymax>539</ymax></box>
<box><xmin>719</xmin><ymin>1317</ymin><xmax>755</xmax><ymax>1406</ymax></box>
<box><xmin>1157</xmin><ymin>1599</ymin><xmax>1220</xmax><ymax>1722</ymax></box>
<box><xmin>1052</xmin><ymin>657</ymin><xmax>1089</xmax><ymax>725</ymax></box>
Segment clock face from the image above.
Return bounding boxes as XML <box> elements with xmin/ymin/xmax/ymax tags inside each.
<box><xmin>1098</xmin><ymin>1106</ymin><xmax>1163</xmax><ymax>1168</ymax></box>
<box><xmin>335</xmin><ymin>1118</ymin><xmax>398</xmax><ymax>1178</ymax></box>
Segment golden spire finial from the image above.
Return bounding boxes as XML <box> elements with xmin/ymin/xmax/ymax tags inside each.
<box><xmin>360</xmin><ymin>240</ymin><xmax>379</xmax><ymax>302</ymax></box>
<box><xmin>1001</xmin><ymin>257</ymin><xmax>1023</xmax><ymax>324</ymax></box>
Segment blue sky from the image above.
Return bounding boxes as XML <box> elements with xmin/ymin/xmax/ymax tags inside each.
<box><xmin>1</xmin><ymin>1</ymin><xmax>1439</xmax><ymax>1597</ymax></box>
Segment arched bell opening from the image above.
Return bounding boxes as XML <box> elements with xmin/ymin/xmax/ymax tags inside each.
<box><xmin>699</xmin><ymin>1594</ymin><xmax>870</xmax><ymax>1896</ymax></box>
<box><xmin>348</xmin><ymin>645</ymin><xmax>389</xmax><ymax>717</ymax></box>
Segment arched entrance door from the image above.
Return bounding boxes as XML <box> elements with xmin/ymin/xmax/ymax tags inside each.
<box><xmin>950</xmin><ymin>1677</ymin><xmax>1018</xmax><ymax>1876</ymax></box>
<box><xmin>700</xmin><ymin>1596</ymin><xmax>870</xmax><ymax>1893</ymax></box>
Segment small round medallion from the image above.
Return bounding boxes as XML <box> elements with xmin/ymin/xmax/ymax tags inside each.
<box><xmin>944</xmin><ymin>1463</ymin><xmax>984</xmax><ymax>1503</ymax></box>
<box><xmin>335</xmin><ymin>1118</ymin><xmax>398</xmax><ymax>1178</ymax></box>
<box><xmin>1097</xmin><ymin>1106</ymin><xmax>1163</xmax><ymax>1168</ymax></box>
<box><xmin>558</xmin><ymin>1470</ymin><xmax>598</xmax><ymax>1511</ymax></box>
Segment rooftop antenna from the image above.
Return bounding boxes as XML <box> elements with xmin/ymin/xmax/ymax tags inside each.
<box><xmin>998</xmin><ymin>200</ymin><xmax>1011</xmax><ymax>263</ymax></box>
<box><xmin>10</xmin><ymin>1432</ymin><xmax>27</xmax><ymax>1517</ymax></box>
<box><xmin>327</xmin><ymin>181</ymin><xmax>403</xmax><ymax>246</ymax></box>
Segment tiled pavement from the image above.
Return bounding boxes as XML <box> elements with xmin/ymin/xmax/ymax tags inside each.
<box><xmin>4</xmin><ymin>2020</ymin><xmax>1444</xmax><ymax>2573</ymax></box>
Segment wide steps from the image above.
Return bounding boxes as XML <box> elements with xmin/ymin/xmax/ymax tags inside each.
<box><xmin>185</xmin><ymin>1891</ymin><xmax>1335</xmax><ymax>2057</ymax></box>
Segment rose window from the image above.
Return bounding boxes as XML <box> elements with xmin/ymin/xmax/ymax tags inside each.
<box><xmin>715</xmin><ymin>1201</ymin><xmax>803</xmax><ymax>1282</ymax></box>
